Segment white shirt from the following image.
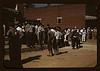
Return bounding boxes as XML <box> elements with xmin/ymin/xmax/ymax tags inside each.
<box><xmin>80</xmin><ymin>29</ymin><xmax>83</xmax><ymax>33</ymax></box>
<box><xmin>77</xmin><ymin>29</ymin><xmax>79</xmax><ymax>33</ymax></box>
<box><xmin>82</xmin><ymin>30</ymin><xmax>86</xmax><ymax>35</ymax></box>
<box><xmin>22</xmin><ymin>26</ymin><xmax>25</xmax><ymax>32</ymax></box>
<box><xmin>51</xmin><ymin>29</ymin><xmax>56</xmax><ymax>33</ymax></box>
<box><xmin>71</xmin><ymin>29</ymin><xmax>75</xmax><ymax>32</ymax></box>
<box><xmin>87</xmin><ymin>28</ymin><xmax>90</xmax><ymax>33</ymax></box>
<box><xmin>55</xmin><ymin>31</ymin><xmax>62</xmax><ymax>39</ymax></box>
<box><xmin>16</xmin><ymin>27</ymin><xmax>22</xmax><ymax>32</ymax></box>
<box><xmin>82</xmin><ymin>32</ymin><xmax>86</xmax><ymax>35</ymax></box>
<box><xmin>35</xmin><ymin>25</ymin><xmax>38</xmax><ymax>34</ymax></box>
<box><xmin>38</xmin><ymin>26</ymin><xmax>42</xmax><ymax>33</ymax></box>
<box><xmin>3</xmin><ymin>24</ymin><xmax>5</xmax><ymax>28</ymax></box>
<box><xmin>66</xmin><ymin>29</ymin><xmax>70</xmax><ymax>36</ymax></box>
<box><xmin>91</xmin><ymin>29</ymin><xmax>93</xmax><ymax>32</ymax></box>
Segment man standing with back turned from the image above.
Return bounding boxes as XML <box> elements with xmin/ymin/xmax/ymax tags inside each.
<box><xmin>47</xmin><ymin>27</ymin><xmax>55</xmax><ymax>56</ymax></box>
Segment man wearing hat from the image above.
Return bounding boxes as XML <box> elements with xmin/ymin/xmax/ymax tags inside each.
<box><xmin>7</xmin><ymin>22</ymin><xmax>23</xmax><ymax>68</ymax></box>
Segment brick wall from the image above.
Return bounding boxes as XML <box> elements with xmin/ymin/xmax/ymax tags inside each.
<box><xmin>24</xmin><ymin>4</ymin><xmax>85</xmax><ymax>29</ymax></box>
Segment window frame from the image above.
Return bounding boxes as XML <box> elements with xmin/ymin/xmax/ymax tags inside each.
<box><xmin>57</xmin><ymin>17</ymin><xmax>62</xmax><ymax>24</ymax></box>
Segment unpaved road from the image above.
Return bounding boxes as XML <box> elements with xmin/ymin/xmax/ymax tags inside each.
<box><xmin>4</xmin><ymin>39</ymin><xmax>97</xmax><ymax>68</ymax></box>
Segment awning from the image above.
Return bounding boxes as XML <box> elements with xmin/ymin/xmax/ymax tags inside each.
<box><xmin>85</xmin><ymin>15</ymin><xmax>97</xmax><ymax>20</ymax></box>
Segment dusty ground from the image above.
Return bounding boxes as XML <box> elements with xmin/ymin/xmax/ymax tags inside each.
<box><xmin>4</xmin><ymin>39</ymin><xmax>97</xmax><ymax>68</ymax></box>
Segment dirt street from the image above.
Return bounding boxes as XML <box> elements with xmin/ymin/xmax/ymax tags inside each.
<box><xmin>4</xmin><ymin>39</ymin><xmax>97</xmax><ymax>68</ymax></box>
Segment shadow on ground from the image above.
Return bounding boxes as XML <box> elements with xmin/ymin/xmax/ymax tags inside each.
<box><xmin>4</xmin><ymin>60</ymin><xmax>23</xmax><ymax>69</ymax></box>
<box><xmin>22</xmin><ymin>55</ymin><xmax>42</xmax><ymax>64</ymax></box>
<box><xmin>4</xmin><ymin>55</ymin><xmax>42</xmax><ymax>68</ymax></box>
<box><xmin>78</xmin><ymin>45</ymin><xmax>83</xmax><ymax>49</ymax></box>
<box><xmin>58</xmin><ymin>51</ymin><xmax>68</xmax><ymax>55</ymax></box>
<box><xmin>4</xmin><ymin>45</ymin><xmax>48</xmax><ymax>55</ymax></box>
<box><xmin>80</xmin><ymin>43</ymin><xmax>83</xmax><ymax>44</ymax></box>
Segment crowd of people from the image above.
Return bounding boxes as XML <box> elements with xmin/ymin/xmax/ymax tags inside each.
<box><xmin>4</xmin><ymin>21</ymin><xmax>97</xmax><ymax>67</ymax></box>
<box><xmin>6</xmin><ymin>21</ymin><xmax>97</xmax><ymax>57</ymax></box>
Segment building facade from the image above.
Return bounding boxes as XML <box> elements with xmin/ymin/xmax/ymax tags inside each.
<box><xmin>24</xmin><ymin>4</ymin><xmax>85</xmax><ymax>29</ymax></box>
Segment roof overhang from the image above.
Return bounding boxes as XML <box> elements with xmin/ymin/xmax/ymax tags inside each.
<box><xmin>85</xmin><ymin>15</ymin><xmax>97</xmax><ymax>20</ymax></box>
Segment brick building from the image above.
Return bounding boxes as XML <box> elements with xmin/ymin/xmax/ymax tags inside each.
<box><xmin>24</xmin><ymin>4</ymin><xmax>85</xmax><ymax>29</ymax></box>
